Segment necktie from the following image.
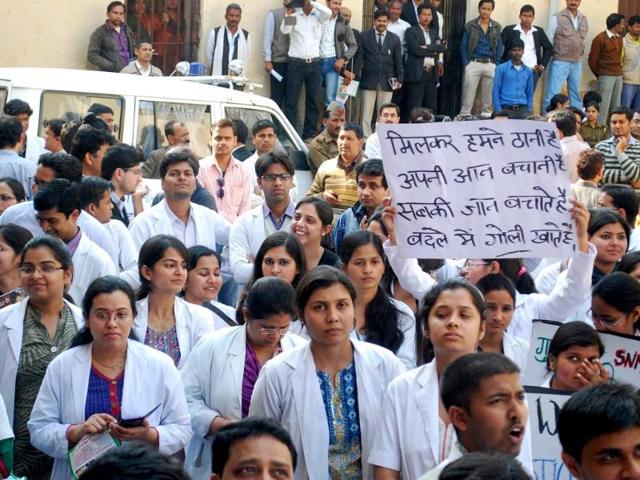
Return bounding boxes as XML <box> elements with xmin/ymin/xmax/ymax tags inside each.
<box><xmin>378</xmin><ymin>33</ymin><xmax>384</xmax><ymax>49</ymax></box>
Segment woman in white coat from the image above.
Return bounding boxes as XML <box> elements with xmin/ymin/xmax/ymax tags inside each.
<box><xmin>476</xmin><ymin>274</ymin><xmax>529</xmax><ymax>372</ymax></box>
<box><xmin>28</xmin><ymin>276</ymin><xmax>192</xmax><ymax>480</ymax></box>
<box><xmin>0</xmin><ymin>236</ymin><xmax>83</xmax><ymax>479</ymax></box>
<box><xmin>134</xmin><ymin>235</ymin><xmax>218</xmax><ymax>369</ymax></box>
<box><xmin>369</xmin><ymin>279</ymin><xmax>488</xmax><ymax>480</ymax></box>
<box><xmin>340</xmin><ymin>231</ymin><xmax>417</xmax><ymax>369</ymax></box>
<box><xmin>381</xmin><ymin>198</ymin><xmax>595</xmax><ymax>343</ymax></box>
<box><xmin>250</xmin><ymin>266</ymin><xmax>405</xmax><ymax>480</ymax></box>
<box><xmin>181</xmin><ymin>277</ymin><xmax>307</xmax><ymax>479</ymax></box>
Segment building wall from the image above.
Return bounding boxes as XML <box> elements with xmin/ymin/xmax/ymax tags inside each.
<box><xmin>0</xmin><ymin>0</ymin><xmax>363</xmax><ymax>96</ymax></box>
<box><xmin>465</xmin><ymin>0</ymin><xmax>613</xmax><ymax>108</ymax></box>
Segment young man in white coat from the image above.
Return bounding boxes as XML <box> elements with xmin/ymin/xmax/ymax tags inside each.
<box><xmin>128</xmin><ymin>149</ymin><xmax>231</xmax><ymax>252</ymax></box>
<box><xmin>419</xmin><ymin>352</ymin><xmax>531</xmax><ymax>479</ymax></box>
<box><xmin>77</xmin><ymin>176</ymin><xmax>139</xmax><ymax>289</ymax></box>
<box><xmin>229</xmin><ymin>152</ymin><xmax>296</xmax><ymax>288</ymax></box>
<box><xmin>33</xmin><ymin>179</ymin><xmax>116</xmax><ymax>305</ymax></box>
<box><xmin>0</xmin><ymin>152</ymin><xmax>119</xmax><ymax>262</ymax></box>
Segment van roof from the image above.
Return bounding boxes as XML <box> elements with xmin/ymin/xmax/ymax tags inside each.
<box><xmin>0</xmin><ymin>67</ymin><xmax>276</xmax><ymax>108</ymax></box>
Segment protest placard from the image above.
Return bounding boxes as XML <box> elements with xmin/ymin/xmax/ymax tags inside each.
<box><xmin>377</xmin><ymin>120</ymin><xmax>576</xmax><ymax>258</ymax></box>
<box><xmin>525</xmin><ymin>386</ymin><xmax>573</xmax><ymax>480</ymax></box>
<box><xmin>524</xmin><ymin>320</ymin><xmax>640</xmax><ymax>388</ymax></box>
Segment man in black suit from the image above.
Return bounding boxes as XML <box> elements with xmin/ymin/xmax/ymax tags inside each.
<box><xmin>401</xmin><ymin>0</ymin><xmax>439</xmax><ymax>32</ymax></box>
<box><xmin>404</xmin><ymin>4</ymin><xmax>446</xmax><ymax>120</ymax></box>
<box><xmin>500</xmin><ymin>4</ymin><xmax>553</xmax><ymax>89</ymax></box>
<box><xmin>359</xmin><ymin>8</ymin><xmax>404</xmax><ymax>137</ymax></box>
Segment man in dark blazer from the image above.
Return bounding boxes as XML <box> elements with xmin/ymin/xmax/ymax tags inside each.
<box><xmin>401</xmin><ymin>0</ymin><xmax>440</xmax><ymax>31</ymax></box>
<box><xmin>358</xmin><ymin>8</ymin><xmax>404</xmax><ymax>137</ymax></box>
<box><xmin>404</xmin><ymin>4</ymin><xmax>446</xmax><ymax>120</ymax></box>
<box><xmin>500</xmin><ymin>4</ymin><xmax>553</xmax><ymax>89</ymax></box>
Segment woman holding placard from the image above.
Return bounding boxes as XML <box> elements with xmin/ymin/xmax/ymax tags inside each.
<box><xmin>591</xmin><ymin>272</ymin><xmax>640</xmax><ymax>337</ymax></box>
<box><xmin>28</xmin><ymin>276</ymin><xmax>192</xmax><ymax>480</ymax></box>
<box><xmin>380</xmin><ymin>198</ymin><xmax>595</xmax><ymax>343</ymax></box>
<box><xmin>476</xmin><ymin>273</ymin><xmax>529</xmax><ymax>372</ymax></box>
<box><xmin>542</xmin><ymin>321</ymin><xmax>609</xmax><ymax>391</ymax></box>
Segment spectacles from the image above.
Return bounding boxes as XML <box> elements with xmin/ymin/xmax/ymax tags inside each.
<box><xmin>261</xmin><ymin>174</ymin><xmax>293</xmax><ymax>183</ymax></box>
<box><xmin>588</xmin><ymin>309</ymin><xmax>626</xmax><ymax>327</ymax></box>
<box><xmin>462</xmin><ymin>261</ymin><xmax>490</xmax><ymax>269</ymax></box>
<box><xmin>19</xmin><ymin>263</ymin><xmax>65</xmax><ymax>276</ymax></box>
<box><xmin>259</xmin><ymin>325</ymin><xmax>290</xmax><ymax>337</ymax></box>
<box><xmin>216</xmin><ymin>177</ymin><xmax>225</xmax><ymax>199</ymax></box>
<box><xmin>0</xmin><ymin>195</ymin><xmax>16</xmax><ymax>202</ymax></box>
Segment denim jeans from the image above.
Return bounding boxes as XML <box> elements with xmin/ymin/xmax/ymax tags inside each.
<box><xmin>320</xmin><ymin>57</ymin><xmax>340</xmax><ymax>107</ymax></box>
<box><xmin>622</xmin><ymin>83</ymin><xmax>640</xmax><ymax>110</ymax></box>
<box><xmin>544</xmin><ymin>59</ymin><xmax>583</xmax><ymax>108</ymax></box>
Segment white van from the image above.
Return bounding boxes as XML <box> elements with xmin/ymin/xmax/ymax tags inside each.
<box><xmin>0</xmin><ymin>67</ymin><xmax>312</xmax><ymax>193</ymax></box>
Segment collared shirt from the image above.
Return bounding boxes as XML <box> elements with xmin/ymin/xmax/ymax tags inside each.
<box><xmin>134</xmin><ymin>60</ymin><xmax>152</xmax><ymax>76</ymax></box>
<box><xmin>492</xmin><ymin>61</ymin><xmax>534</xmax><ymax>112</ymax></box>
<box><xmin>281</xmin><ymin>1</ymin><xmax>332</xmax><ymax>59</ymax></box>
<box><xmin>548</xmin><ymin>10</ymin><xmax>581</xmax><ymax>40</ymax></box>
<box><xmin>606</xmin><ymin>29</ymin><xmax>620</xmax><ymax>39</ymax></box>
<box><xmin>421</xmin><ymin>27</ymin><xmax>435</xmax><ymax>68</ymax></box>
<box><xmin>388</xmin><ymin>18</ymin><xmax>410</xmax><ymax>55</ymax></box>
<box><xmin>163</xmin><ymin>200</ymin><xmax>197</xmax><ymax>245</ymax></box>
<box><xmin>109</xmin><ymin>23</ymin><xmax>131</xmax><ymax>67</ymax></box>
<box><xmin>472</xmin><ymin>24</ymin><xmax>493</xmax><ymax>59</ymax></box>
<box><xmin>110</xmin><ymin>192</ymin><xmax>132</xmax><ymax>224</ymax></box>
<box><xmin>66</xmin><ymin>228</ymin><xmax>82</xmax><ymax>257</ymax></box>
<box><xmin>262</xmin><ymin>200</ymin><xmax>295</xmax><ymax>234</ymax></box>
<box><xmin>514</xmin><ymin>24</ymin><xmax>538</xmax><ymax>68</ymax></box>
<box><xmin>320</xmin><ymin>16</ymin><xmax>337</xmax><ymax>58</ymax></box>
<box><xmin>197</xmin><ymin>155</ymin><xmax>251</xmax><ymax>223</ymax></box>
<box><xmin>226</xmin><ymin>26</ymin><xmax>241</xmax><ymax>63</ymax></box>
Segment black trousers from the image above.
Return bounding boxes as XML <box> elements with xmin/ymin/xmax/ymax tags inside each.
<box><xmin>284</xmin><ymin>58</ymin><xmax>322</xmax><ymax>140</ymax></box>
<box><xmin>403</xmin><ymin>69</ymin><xmax>438</xmax><ymax>122</ymax></box>
<box><xmin>270</xmin><ymin>62</ymin><xmax>288</xmax><ymax>109</ymax></box>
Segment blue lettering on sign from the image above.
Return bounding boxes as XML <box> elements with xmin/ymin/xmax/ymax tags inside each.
<box><xmin>533</xmin><ymin>458</ymin><xmax>575</xmax><ymax>480</ymax></box>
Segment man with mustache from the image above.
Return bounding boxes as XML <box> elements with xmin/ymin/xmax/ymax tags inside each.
<box><xmin>419</xmin><ymin>352</ymin><xmax>531</xmax><ymax>479</ymax></box>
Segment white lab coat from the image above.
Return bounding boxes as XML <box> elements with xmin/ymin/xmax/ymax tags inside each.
<box><xmin>181</xmin><ymin>325</ymin><xmax>307</xmax><ymax>479</ymax></box>
<box><xmin>0</xmin><ymin>202</ymin><xmax>119</xmax><ymax>262</ymax></box>
<box><xmin>103</xmin><ymin>220</ymin><xmax>140</xmax><ymax>289</ymax></box>
<box><xmin>369</xmin><ymin>361</ymin><xmax>534</xmax><ymax>479</ymax></box>
<box><xmin>133</xmin><ymin>297</ymin><xmax>219</xmax><ymax>369</ymax></box>
<box><xmin>128</xmin><ymin>199</ymin><xmax>230</xmax><ymax>251</ymax></box>
<box><xmin>0</xmin><ymin>394</ymin><xmax>13</xmax><ymax>441</ymax></box>
<box><xmin>249</xmin><ymin>339</ymin><xmax>405</xmax><ymax>480</ymax></box>
<box><xmin>503</xmin><ymin>332</ymin><xmax>530</xmax><ymax>374</ymax></box>
<box><xmin>28</xmin><ymin>339</ymin><xmax>193</xmax><ymax>480</ymax></box>
<box><xmin>25</xmin><ymin>135</ymin><xmax>47</xmax><ymax>164</ymax></box>
<box><xmin>69</xmin><ymin>233</ymin><xmax>117</xmax><ymax>306</ymax></box>
<box><xmin>0</xmin><ymin>298</ymin><xmax>83</xmax><ymax>426</ymax></box>
<box><xmin>384</xmin><ymin>241</ymin><xmax>597</xmax><ymax>343</ymax></box>
<box><xmin>229</xmin><ymin>205</ymin><xmax>271</xmax><ymax>285</ymax></box>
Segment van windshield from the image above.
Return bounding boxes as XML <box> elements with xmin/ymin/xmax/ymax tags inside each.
<box><xmin>137</xmin><ymin>100</ymin><xmax>212</xmax><ymax>159</ymax></box>
<box><xmin>39</xmin><ymin>91</ymin><xmax>123</xmax><ymax>138</ymax></box>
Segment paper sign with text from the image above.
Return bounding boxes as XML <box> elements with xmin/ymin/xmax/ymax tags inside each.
<box><xmin>524</xmin><ymin>320</ymin><xmax>640</xmax><ymax>388</ymax></box>
<box><xmin>377</xmin><ymin>120</ymin><xmax>576</xmax><ymax>258</ymax></box>
<box><xmin>525</xmin><ymin>386</ymin><xmax>574</xmax><ymax>480</ymax></box>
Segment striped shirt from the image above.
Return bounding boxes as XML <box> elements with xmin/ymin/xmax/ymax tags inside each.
<box><xmin>13</xmin><ymin>303</ymin><xmax>77</xmax><ymax>479</ymax></box>
<box><xmin>596</xmin><ymin>136</ymin><xmax>640</xmax><ymax>186</ymax></box>
<box><xmin>307</xmin><ymin>154</ymin><xmax>363</xmax><ymax>222</ymax></box>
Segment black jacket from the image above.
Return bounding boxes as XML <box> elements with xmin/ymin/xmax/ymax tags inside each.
<box><xmin>404</xmin><ymin>25</ymin><xmax>444</xmax><ymax>83</ymax></box>
<box><xmin>500</xmin><ymin>24</ymin><xmax>553</xmax><ymax>67</ymax></box>
<box><xmin>358</xmin><ymin>29</ymin><xmax>404</xmax><ymax>90</ymax></box>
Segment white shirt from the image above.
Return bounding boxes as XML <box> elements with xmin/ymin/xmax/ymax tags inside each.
<box><xmin>514</xmin><ymin>24</ymin><xmax>538</xmax><ymax>69</ymax></box>
<box><xmin>559</xmin><ymin>135</ymin><xmax>590</xmax><ymax>183</ymax></box>
<box><xmin>134</xmin><ymin>60</ymin><xmax>152</xmax><ymax>75</ymax></box>
<box><xmin>164</xmin><ymin>200</ymin><xmax>197</xmax><ymax>246</ymax></box>
<box><xmin>364</xmin><ymin>132</ymin><xmax>382</xmax><ymax>159</ymax></box>
<box><xmin>0</xmin><ymin>394</ymin><xmax>12</xmax><ymax>441</ymax></box>
<box><xmin>387</xmin><ymin>19</ymin><xmax>411</xmax><ymax>55</ymax></box>
<box><xmin>226</xmin><ymin>26</ymin><xmax>241</xmax><ymax>63</ymax></box>
<box><xmin>319</xmin><ymin>16</ymin><xmax>337</xmax><ymax>58</ymax></box>
<box><xmin>281</xmin><ymin>1</ymin><xmax>332</xmax><ymax>59</ymax></box>
<box><xmin>421</xmin><ymin>27</ymin><xmax>435</xmax><ymax>67</ymax></box>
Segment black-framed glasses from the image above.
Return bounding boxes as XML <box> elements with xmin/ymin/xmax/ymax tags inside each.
<box><xmin>216</xmin><ymin>177</ymin><xmax>225</xmax><ymax>199</ymax></box>
<box><xmin>261</xmin><ymin>174</ymin><xmax>293</xmax><ymax>183</ymax></box>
